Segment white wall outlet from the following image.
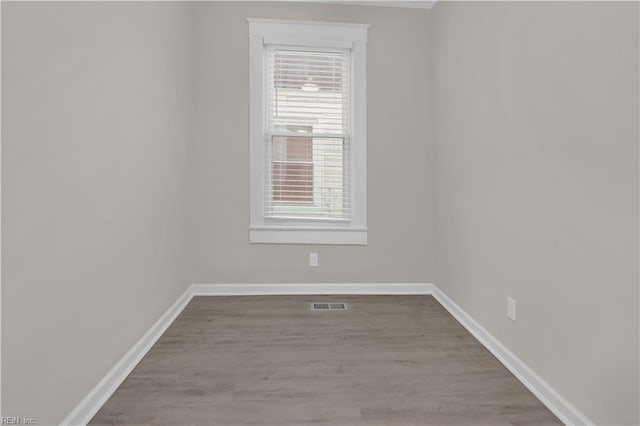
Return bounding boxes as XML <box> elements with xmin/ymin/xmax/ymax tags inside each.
<box><xmin>309</xmin><ymin>252</ymin><xmax>319</xmax><ymax>267</ymax></box>
<box><xmin>507</xmin><ymin>296</ymin><xmax>517</xmax><ymax>322</ymax></box>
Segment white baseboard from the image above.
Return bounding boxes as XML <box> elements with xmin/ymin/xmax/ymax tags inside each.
<box><xmin>191</xmin><ymin>282</ymin><xmax>433</xmax><ymax>296</ymax></box>
<box><xmin>60</xmin><ymin>282</ymin><xmax>592</xmax><ymax>426</ymax></box>
<box><xmin>430</xmin><ymin>286</ymin><xmax>593</xmax><ymax>426</ymax></box>
<box><xmin>60</xmin><ymin>287</ymin><xmax>194</xmax><ymax>426</ymax></box>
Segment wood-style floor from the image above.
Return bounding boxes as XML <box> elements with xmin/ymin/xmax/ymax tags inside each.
<box><xmin>90</xmin><ymin>295</ymin><xmax>561</xmax><ymax>425</ymax></box>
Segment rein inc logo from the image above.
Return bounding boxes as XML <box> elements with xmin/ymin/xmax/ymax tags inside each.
<box><xmin>1</xmin><ymin>418</ymin><xmax>35</xmax><ymax>425</ymax></box>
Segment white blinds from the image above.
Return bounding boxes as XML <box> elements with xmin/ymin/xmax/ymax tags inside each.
<box><xmin>264</xmin><ymin>46</ymin><xmax>351</xmax><ymax>222</ymax></box>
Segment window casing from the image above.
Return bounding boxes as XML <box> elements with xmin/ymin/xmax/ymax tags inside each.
<box><xmin>248</xmin><ymin>19</ymin><xmax>368</xmax><ymax>245</ymax></box>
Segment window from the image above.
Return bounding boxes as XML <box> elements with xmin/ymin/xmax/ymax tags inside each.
<box><xmin>248</xmin><ymin>19</ymin><xmax>369</xmax><ymax>245</ymax></box>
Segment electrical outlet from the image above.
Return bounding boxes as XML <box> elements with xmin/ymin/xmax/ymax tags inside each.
<box><xmin>507</xmin><ymin>297</ymin><xmax>517</xmax><ymax>322</ymax></box>
<box><xmin>309</xmin><ymin>252</ymin><xmax>319</xmax><ymax>267</ymax></box>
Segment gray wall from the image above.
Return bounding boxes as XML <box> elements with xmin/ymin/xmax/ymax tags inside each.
<box><xmin>192</xmin><ymin>2</ymin><xmax>435</xmax><ymax>284</ymax></box>
<box><xmin>2</xmin><ymin>2</ymin><xmax>193</xmax><ymax>424</ymax></box>
<box><xmin>433</xmin><ymin>2</ymin><xmax>639</xmax><ymax>424</ymax></box>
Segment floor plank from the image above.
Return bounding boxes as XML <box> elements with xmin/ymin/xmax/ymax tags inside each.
<box><xmin>90</xmin><ymin>295</ymin><xmax>561</xmax><ymax>425</ymax></box>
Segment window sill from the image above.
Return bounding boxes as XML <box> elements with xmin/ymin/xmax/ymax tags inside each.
<box><xmin>249</xmin><ymin>226</ymin><xmax>367</xmax><ymax>245</ymax></box>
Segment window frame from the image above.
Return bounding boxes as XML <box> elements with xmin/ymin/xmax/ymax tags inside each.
<box><xmin>248</xmin><ymin>18</ymin><xmax>369</xmax><ymax>245</ymax></box>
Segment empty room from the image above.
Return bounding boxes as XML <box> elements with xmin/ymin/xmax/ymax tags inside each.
<box><xmin>2</xmin><ymin>1</ymin><xmax>639</xmax><ymax>425</ymax></box>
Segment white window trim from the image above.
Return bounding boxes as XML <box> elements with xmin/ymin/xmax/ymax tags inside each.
<box><xmin>248</xmin><ymin>18</ymin><xmax>369</xmax><ymax>245</ymax></box>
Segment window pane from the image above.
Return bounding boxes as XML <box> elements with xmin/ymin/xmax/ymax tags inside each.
<box><xmin>272</xmin><ymin>135</ymin><xmax>314</xmax><ymax>204</ymax></box>
<box><xmin>268</xmin><ymin>136</ymin><xmax>347</xmax><ymax>219</ymax></box>
<box><xmin>266</xmin><ymin>48</ymin><xmax>349</xmax><ymax>136</ymax></box>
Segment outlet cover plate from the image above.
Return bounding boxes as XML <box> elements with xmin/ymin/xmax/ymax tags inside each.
<box><xmin>507</xmin><ymin>296</ymin><xmax>516</xmax><ymax>322</ymax></box>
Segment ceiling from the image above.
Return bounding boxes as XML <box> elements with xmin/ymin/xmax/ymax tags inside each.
<box><xmin>318</xmin><ymin>1</ymin><xmax>437</xmax><ymax>9</ymax></box>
